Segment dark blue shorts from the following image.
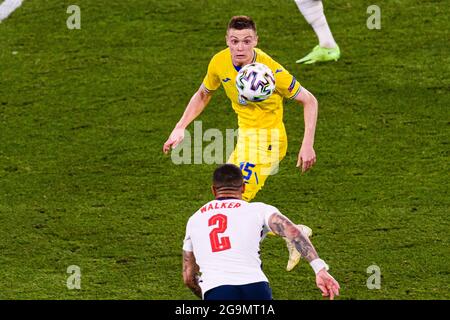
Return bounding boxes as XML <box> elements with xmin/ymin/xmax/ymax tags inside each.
<box><xmin>204</xmin><ymin>281</ymin><xmax>272</xmax><ymax>300</ymax></box>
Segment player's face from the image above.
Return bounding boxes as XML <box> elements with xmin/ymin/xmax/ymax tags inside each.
<box><xmin>226</xmin><ymin>28</ymin><xmax>258</xmax><ymax>66</ymax></box>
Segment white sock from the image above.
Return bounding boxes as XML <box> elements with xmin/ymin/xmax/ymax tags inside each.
<box><xmin>294</xmin><ymin>0</ymin><xmax>337</xmax><ymax>49</ymax></box>
<box><xmin>0</xmin><ymin>0</ymin><xmax>23</xmax><ymax>22</ymax></box>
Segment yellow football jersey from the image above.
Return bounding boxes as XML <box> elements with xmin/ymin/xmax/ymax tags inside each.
<box><xmin>202</xmin><ymin>48</ymin><xmax>302</xmax><ymax>130</ymax></box>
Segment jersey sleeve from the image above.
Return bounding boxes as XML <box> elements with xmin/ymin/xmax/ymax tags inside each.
<box><xmin>182</xmin><ymin>219</ymin><xmax>193</xmax><ymax>252</ymax></box>
<box><xmin>273</xmin><ymin>63</ymin><xmax>302</xmax><ymax>100</ymax></box>
<box><xmin>202</xmin><ymin>56</ymin><xmax>221</xmax><ymax>93</ymax></box>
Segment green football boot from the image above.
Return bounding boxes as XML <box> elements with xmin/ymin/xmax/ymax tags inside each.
<box><xmin>296</xmin><ymin>45</ymin><xmax>341</xmax><ymax>64</ymax></box>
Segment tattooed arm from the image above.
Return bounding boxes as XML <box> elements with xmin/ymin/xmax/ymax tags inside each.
<box><xmin>268</xmin><ymin>212</ymin><xmax>319</xmax><ymax>262</ymax></box>
<box><xmin>268</xmin><ymin>212</ymin><xmax>341</xmax><ymax>300</ymax></box>
<box><xmin>182</xmin><ymin>250</ymin><xmax>202</xmax><ymax>298</ymax></box>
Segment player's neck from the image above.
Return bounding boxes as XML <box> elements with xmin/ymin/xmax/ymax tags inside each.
<box><xmin>215</xmin><ymin>193</ymin><xmax>242</xmax><ymax>200</ymax></box>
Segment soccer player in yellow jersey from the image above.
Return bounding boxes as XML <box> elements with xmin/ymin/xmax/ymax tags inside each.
<box><xmin>163</xmin><ymin>16</ymin><xmax>318</xmax><ymax>272</ymax></box>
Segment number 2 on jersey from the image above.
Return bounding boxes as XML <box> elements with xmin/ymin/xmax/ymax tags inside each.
<box><xmin>208</xmin><ymin>214</ymin><xmax>231</xmax><ymax>252</ymax></box>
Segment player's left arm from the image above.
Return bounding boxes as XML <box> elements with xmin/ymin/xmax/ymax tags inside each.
<box><xmin>182</xmin><ymin>250</ymin><xmax>202</xmax><ymax>298</ymax></box>
<box><xmin>267</xmin><ymin>212</ymin><xmax>340</xmax><ymax>300</ymax></box>
<box><xmin>268</xmin><ymin>212</ymin><xmax>319</xmax><ymax>262</ymax></box>
<box><xmin>293</xmin><ymin>87</ymin><xmax>318</xmax><ymax>173</ymax></box>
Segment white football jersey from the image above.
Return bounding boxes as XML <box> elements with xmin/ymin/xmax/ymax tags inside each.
<box><xmin>183</xmin><ymin>198</ymin><xmax>280</xmax><ymax>295</ymax></box>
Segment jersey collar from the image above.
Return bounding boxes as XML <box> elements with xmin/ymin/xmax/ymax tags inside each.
<box><xmin>216</xmin><ymin>197</ymin><xmax>241</xmax><ymax>201</ymax></box>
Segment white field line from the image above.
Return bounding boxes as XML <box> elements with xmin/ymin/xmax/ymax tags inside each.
<box><xmin>0</xmin><ymin>0</ymin><xmax>23</xmax><ymax>23</ymax></box>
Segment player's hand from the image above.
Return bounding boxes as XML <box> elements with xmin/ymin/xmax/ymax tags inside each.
<box><xmin>297</xmin><ymin>144</ymin><xmax>316</xmax><ymax>173</ymax></box>
<box><xmin>315</xmin><ymin>269</ymin><xmax>340</xmax><ymax>300</ymax></box>
<box><xmin>163</xmin><ymin>127</ymin><xmax>185</xmax><ymax>154</ymax></box>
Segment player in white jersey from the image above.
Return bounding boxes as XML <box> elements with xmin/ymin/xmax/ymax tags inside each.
<box><xmin>294</xmin><ymin>0</ymin><xmax>341</xmax><ymax>64</ymax></box>
<box><xmin>182</xmin><ymin>164</ymin><xmax>340</xmax><ymax>300</ymax></box>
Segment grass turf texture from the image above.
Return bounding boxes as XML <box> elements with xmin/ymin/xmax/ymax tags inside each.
<box><xmin>0</xmin><ymin>0</ymin><xmax>448</xmax><ymax>299</ymax></box>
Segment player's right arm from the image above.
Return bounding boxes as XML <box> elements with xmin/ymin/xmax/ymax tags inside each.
<box><xmin>268</xmin><ymin>212</ymin><xmax>341</xmax><ymax>300</ymax></box>
<box><xmin>182</xmin><ymin>220</ymin><xmax>202</xmax><ymax>298</ymax></box>
<box><xmin>163</xmin><ymin>55</ymin><xmax>221</xmax><ymax>154</ymax></box>
<box><xmin>182</xmin><ymin>250</ymin><xmax>202</xmax><ymax>298</ymax></box>
<box><xmin>162</xmin><ymin>86</ymin><xmax>212</xmax><ymax>154</ymax></box>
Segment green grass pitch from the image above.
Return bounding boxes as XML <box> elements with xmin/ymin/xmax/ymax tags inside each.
<box><xmin>0</xmin><ymin>0</ymin><xmax>448</xmax><ymax>299</ymax></box>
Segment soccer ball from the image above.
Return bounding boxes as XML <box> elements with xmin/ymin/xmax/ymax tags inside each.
<box><xmin>236</xmin><ymin>62</ymin><xmax>276</xmax><ymax>103</ymax></box>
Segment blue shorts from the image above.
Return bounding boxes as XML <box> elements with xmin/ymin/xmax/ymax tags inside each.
<box><xmin>203</xmin><ymin>281</ymin><xmax>272</xmax><ymax>300</ymax></box>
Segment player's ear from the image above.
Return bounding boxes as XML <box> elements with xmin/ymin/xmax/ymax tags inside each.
<box><xmin>211</xmin><ymin>185</ymin><xmax>217</xmax><ymax>197</ymax></box>
<box><xmin>241</xmin><ymin>183</ymin><xmax>245</xmax><ymax>194</ymax></box>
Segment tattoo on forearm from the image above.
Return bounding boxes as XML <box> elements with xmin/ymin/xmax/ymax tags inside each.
<box><xmin>270</xmin><ymin>215</ymin><xmax>287</xmax><ymax>237</ymax></box>
<box><xmin>292</xmin><ymin>233</ymin><xmax>318</xmax><ymax>262</ymax></box>
<box><xmin>269</xmin><ymin>213</ymin><xmax>319</xmax><ymax>262</ymax></box>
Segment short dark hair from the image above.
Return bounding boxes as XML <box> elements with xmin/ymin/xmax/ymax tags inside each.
<box><xmin>213</xmin><ymin>164</ymin><xmax>244</xmax><ymax>191</ymax></box>
<box><xmin>227</xmin><ymin>16</ymin><xmax>256</xmax><ymax>32</ymax></box>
